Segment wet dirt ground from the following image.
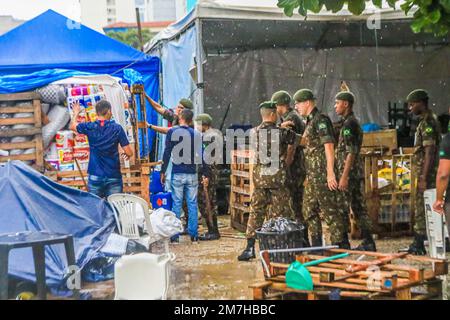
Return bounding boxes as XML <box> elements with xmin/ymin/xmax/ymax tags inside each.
<box><xmin>82</xmin><ymin>216</ymin><xmax>441</xmax><ymax>300</ymax></box>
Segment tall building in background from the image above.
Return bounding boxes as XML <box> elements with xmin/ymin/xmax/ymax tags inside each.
<box><xmin>80</xmin><ymin>0</ymin><xmax>135</xmax><ymax>32</ymax></box>
<box><xmin>80</xmin><ymin>0</ymin><xmax>186</xmax><ymax>33</ymax></box>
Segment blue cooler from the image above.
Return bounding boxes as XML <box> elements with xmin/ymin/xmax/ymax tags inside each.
<box><xmin>151</xmin><ymin>192</ymin><xmax>173</xmax><ymax>211</ymax></box>
<box><xmin>150</xmin><ymin>171</ymin><xmax>165</xmax><ymax>194</ymax></box>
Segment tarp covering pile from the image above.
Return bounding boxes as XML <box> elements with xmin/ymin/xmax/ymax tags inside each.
<box><xmin>0</xmin><ymin>161</ymin><xmax>116</xmax><ymax>288</ymax></box>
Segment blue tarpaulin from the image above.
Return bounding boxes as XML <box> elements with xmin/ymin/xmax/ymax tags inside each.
<box><xmin>0</xmin><ymin>9</ymin><xmax>160</xmax><ymax>156</ymax></box>
<box><xmin>0</xmin><ymin>161</ymin><xmax>117</xmax><ymax>288</ymax></box>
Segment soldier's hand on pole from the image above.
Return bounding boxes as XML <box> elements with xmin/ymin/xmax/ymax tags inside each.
<box><xmin>433</xmin><ymin>200</ymin><xmax>445</xmax><ymax>215</ymax></box>
<box><xmin>202</xmin><ymin>176</ymin><xmax>209</xmax><ymax>188</ymax></box>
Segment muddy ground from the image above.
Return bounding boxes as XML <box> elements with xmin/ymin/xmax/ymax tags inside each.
<box><xmin>82</xmin><ymin>217</ymin><xmax>445</xmax><ymax>300</ymax></box>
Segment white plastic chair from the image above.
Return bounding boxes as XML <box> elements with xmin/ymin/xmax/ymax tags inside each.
<box><xmin>114</xmin><ymin>252</ymin><xmax>176</xmax><ymax>300</ymax></box>
<box><xmin>107</xmin><ymin>194</ymin><xmax>170</xmax><ymax>253</ymax></box>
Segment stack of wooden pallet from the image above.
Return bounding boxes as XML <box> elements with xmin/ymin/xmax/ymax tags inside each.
<box><xmin>362</xmin><ymin>152</ymin><xmax>417</xmax><ymax>237</ymax></box>
<box><xmin>229</xmin><ymin>149</ymin><xmax>254</xmax><ymax>233</ymax></box>
<box><xmin>0</xmin><ymin>92</ymin><xmax>44</xmax><ymax>171</ymax></box>
<box><xmin>46</xmin><ymin>163</ymin><xmax>155</xmax><ymax>205</ymax></box>
<box><xmin>250</xmin><ymin>248</ymin><xmax>447</xmax><ymax>300</ymax></box>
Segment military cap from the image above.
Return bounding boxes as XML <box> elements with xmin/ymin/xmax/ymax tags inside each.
<box><xmin>335</xmin><ymin>91</ymin><xmax>355</xmax><ymax>104</ymax></box>
<box><xmin>259</xmin><ymin>101</ymin><xmax>276</xmax><ymax>109</ymax></box>
<box><xmin>271</xmin><ymin>91</ymin><xmax>292</xmax><ymax>105</ymax></box>
<box><xmin>179</xmin><ymin>98</ymin><xmax>194</xmax><ymax>110</ymax></box>
<box><xmin>195</xmin><ymin>113</ymin><xmax>213</xmax><ymax>126</ymax></box>
<box><xmin>293</xmin><ymin>89</ymin><xmax>316</xmax><ymax>102</ymax></box>
<box><xmin>406</xmin><ymin>89</ymin><xmax>429</xmax><ymax>103</ymax></box>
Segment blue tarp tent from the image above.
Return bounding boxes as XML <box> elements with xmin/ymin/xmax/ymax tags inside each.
<box><xmin>0</xmin><ymin>161</ymin><xmax>116</xmax><ymax>288</ymax></box>
<box><xmin>0</xmin><ymin>10</ymin><xmax>160</xmax><ymax>156</ymax></box>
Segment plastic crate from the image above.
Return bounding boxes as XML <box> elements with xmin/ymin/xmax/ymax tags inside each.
<box><xmin>256</xmin><ymin>229</ymin><xmax>305</xmax><ymax>264</ymax></box>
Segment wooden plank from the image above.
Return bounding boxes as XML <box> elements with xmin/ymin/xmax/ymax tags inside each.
<box><xmin>232</xmin><ymin>202</ymin><xmax>251</xmax><ymax>213</ymax></box>
<box><xmin>0</xmin><ymin>92</ymin><xmax>40</xmax><ymax>101</ymax></box>
<box><xmin>0</xmin><ymin>141</ymin><xmax>37</xmax><ymax>150</ymax></box>
<box><xmin>0</xmin><ymin>127</ymin><xmax>42</xmax><ymax>138</ymax></box>
<box><xmin>123</xmin><ymin>186</ymin><xmax>142</xmax><ymax>192</ymax></box>
<box><xmin>0</xmin><ymin>106</ymin><xmax>35</xmax><ymax>114</ymax></box>
<box><xmin>140</xmin><ymin>166</ymin><xmax>150</xmax><ymax>205</ymax></box>
<box><xmin>33</xmin><ymin>99</ymin><xmax>42</xmax><ymax>129</ymax></box>
<box><xmin>231</xmin><ymin>186</ymin><xmax>252</xmax><ymax>196</ymax></box>
<box><xmin>0</xmin><ymin>154</ymin><xmax>36</xmax><ymax>162</ymax></box>
<box><xmin>232</xmin><ymin>170</ymin><xmax>250</xmax><ymax>179</ymax></box>
<box><xmin>122</xmin><ymin>177</ymin><xmax>142</xmax><ymax>184</ymax></box>
<box><xmin>34</xmin><ymin>135</ymin><xmax>44</xmax><ymax>168</ymax></box>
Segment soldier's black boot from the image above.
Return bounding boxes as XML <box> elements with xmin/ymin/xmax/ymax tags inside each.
<box><xmin>404</xmin><ymin>233</ymin><xmax>427</xmax><ymax>256</ymax></box>
<box><xmin>334</xmin><ymin>233</ymin><xmax>351</xmax><ymax>250</ymax></box>
<box><xmin>199</xmin><ymin>216</ymin><xmax>221</xmax><ymax>241</ymax></box>
<box><xmin>311</xmin><ymin>235</ymin><xmax>322</xmax><ymax>247</ymax></box>
<box><xmin>354</xmin><ymin>230</ymin><xmax>377</xmax><ymax>252</ymax></box>
<box><xmin>446</xmin><ymin>238</ymin><xmax>450</xmax><ymax>253</ymax></box>
<box><xmin>237</xmin><ymin>238</ymin><xmax>256</xmax><ymax>261</ymax></box>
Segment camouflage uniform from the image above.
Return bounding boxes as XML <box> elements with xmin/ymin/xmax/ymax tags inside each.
<box><xmin>281</xmin><ymin>109</ymin><xmax>306</xmax><ymax>224</ymax></box>
<box><xmin>198</xmin><ymin>128</ymin><xmax>222</xmax><ymax>233</ymax></box>
<box><xmin>336</xmin><ymin>112</ymin><xmax>373</xmax><ymax>232</ymax></box>
<box><xmin>413</xmin><ymin>110</ymin><xmax>441</xmax><ymax>235</ymax></box>
<box><xmin>163</xmin><ymin>109</ymin><xmax>179</xmax><ymax>126</ymax></box>
<box><xmin>302</xmin><ymin>108</ymin><xmax>346</xmax><ymax>244</ymax></box>
<box><xmin>245</xmin><ymin>121</ymin><xmax>296</xmax><ymax>239</ymax></box>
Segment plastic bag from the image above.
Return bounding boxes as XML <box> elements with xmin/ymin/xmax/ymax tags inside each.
<box><xmin>43</xmin><ymin>105</ymin><xmax>70</xmax><ymax>148</ymax></box>
<box><xmin>150</xmin><ymin>208</ymin><xmax>184</xmax><ymax>238</ymax></box>
<box><xmin>37</xmin><ymin>85</ymin><xmax>67</xmax><ymax>104</ymax></box>
<box><xmin>261</xmin><ymin>217</ymin><xmax>305</xmax><ymax>233</ymax></box>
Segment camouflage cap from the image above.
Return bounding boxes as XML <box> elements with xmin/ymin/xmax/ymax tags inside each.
<box><xmin>271</xmin><ymin>90</ymin><xmax>292</xmax><ymax>106</ymax></box>
<box><xmin>335</xmin><ymin>91</ymin><xmax>355</xmax><ymax>104</ymax></box>
<box><xmin>406</xmin><ymin>89</ymin><xmax>429</xmax><ymax>103</ymax></box>
<box><xmin>293</xmin><ymin>89</ymin><xmax>316</xmax><ymax>102</ymax></box>
<box><xmin>259</xmin><ymin>101</ymin><xmax>276</xmax><ymax>110</ymax></box>
<box><xmin>195</xmin><ymin>113</ymin><xmax>213</xmax><ymax>126</ymax></box>
<box><xmin>179</xmin><ymin>98</ymin><xmax>194</xmax><ymax>110</ymax></box>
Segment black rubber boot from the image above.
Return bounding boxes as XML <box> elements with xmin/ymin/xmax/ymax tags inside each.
<box><xmin>237</xmin><ymin>238</ymin><xmax>256</xmax><ymax>261</ymax></box>
<box><xmin>199</xmin><ymin>216</ymin><xmax>221</xmax><ymax>241</ymax></box>
<box><xmin>353</xmin><ymin>230</ymin><xmax>377</xmax><ymax>252</ymax></box>
<box><xmin>335</xmin><ymin>233</ymin><xmax>351</xmax><ymax>250</ymax></box>
<box><xmin>311</xmin><ymin>235</ymin><xmax>323</xmax><ymax>248</ymax></box>
<box><xmin>446</xmin><ymin>238</ymin><xmax>450</xmax><ymax>253</ymax></box>
<box><xmin>405</xmin><ymin>233</ymin><xmax>427</xmax><ymax>256</ymax></box>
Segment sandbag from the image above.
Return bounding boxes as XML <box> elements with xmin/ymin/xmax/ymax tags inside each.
<box><xmin>37</xmin><ymin>85</ymin><xmax>67</xmax><ymax>105</ymax></box>
<box><xmin>41</xmin><ymin>103</ymin><xmax>50</xmax><ymax>115</ymax></box>
<box><xmin>43</xmin><ymin>105</ymin><xmax>70</xmax><ymax>148</ymax></box>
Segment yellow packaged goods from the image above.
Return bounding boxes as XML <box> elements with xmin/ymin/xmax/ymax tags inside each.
<box><xmin>58</xmin><ymin>148</ymin><xmax>74</xmax><ymax>165</ymax></box>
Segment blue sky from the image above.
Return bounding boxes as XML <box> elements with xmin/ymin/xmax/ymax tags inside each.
<box><xmin>0</xmin><ymin>0</ymin><xmax>79</xmax><ymax>20</ymax></box>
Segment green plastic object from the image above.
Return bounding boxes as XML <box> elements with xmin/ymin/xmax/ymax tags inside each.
<box><xmin>285</xmin><ymin>253</ymin><xmax>350</xmax><ymax>291</ymax></box>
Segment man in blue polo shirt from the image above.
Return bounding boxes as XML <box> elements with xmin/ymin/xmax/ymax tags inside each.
<box><xmin>70</xmin><ymin>100</ymin><xmax>133</xmax><ymax>198</ymax></box>
<box><xmin>161</xmin><ymin>109</ymin><xmax>209</xmax><ymax>243</ymax></box>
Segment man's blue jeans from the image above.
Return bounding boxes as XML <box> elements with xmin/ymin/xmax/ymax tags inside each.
<box><xmin>88</xmin><ymin>175</ymin><xmax>123</xmax><ymax>199</ymax></box>
<box><xmin>171</xmin><ymin>173</ymin><xmax>199</xmax><ymax>239</ymax></box>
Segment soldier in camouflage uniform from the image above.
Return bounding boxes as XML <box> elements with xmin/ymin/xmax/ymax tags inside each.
<box><xmin>293</xmin><ymin>89</ymin><xmax>350</xmax><ymax>249</ymax></box>
<box><xmin>195</xmin><ymin>113</ymin><xmax>222</xmax><ymax>241</ymax></box>
<box><xmin>403</xmin><ymin>89</ymin><xmax>441</xmax><ymax>255</ymax></box>
<box><xmin>271</xmin><ymin>91</ymin><xmax>308</xmax><ymax>244</ymax></box>
<box><xmin>238</xmin><ymin>101</ymin><xmax>296</xmax><ymax>261</ymax></box>
<box><xmin>334</xmin><ymin>91</ymin><xmax>377</xmax><ymax>252</ymax></box>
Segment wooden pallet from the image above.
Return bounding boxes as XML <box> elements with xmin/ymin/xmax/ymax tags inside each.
<box><xmin>251</xmin><ymin>248</ymin><xmax>447</xmax><ymax>300</ymax></box>
<box><xmin>45</xmin><ymin>163</ymin><xmax>159</xmax><ymax>205</ymax></box>
<box><xmin>0</xmin><ymin>92</ymin><xmax>44</xmax><ymax>170</ymax></box>
<box><xmin>230</xmin><ymin>150</ymin><xmax>254</xmax><ymax>232</ymax></box>
<box><xmin>361</xmin><ymin>152</ymin><xmax>417</xmax><ymax>237</ymax></box>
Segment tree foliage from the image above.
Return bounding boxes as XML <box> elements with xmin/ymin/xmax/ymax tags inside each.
<box><xmin>277</xmin><ymin>0</ymin><xmax>450</xmax><ymax>36</ymax></box>
<box><xmin>106</xmin><ymin>29</ymin><xmax>155</xmax><ymax>50</ymax></box>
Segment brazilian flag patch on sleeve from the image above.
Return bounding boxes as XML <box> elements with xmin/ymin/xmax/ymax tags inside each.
<box><xmin>318</xmin><ymin>122</ymin><xmax>327</xmax><ymax>130</ymax></box>
<box><xmin>440</xmin><ymin>150</ymin><xmax>446</xmax><ymax>157</ymax></box>
<box><xmin>343</xmin><ymin>129</ymin><xmax>352</xmax><ymax>136</ymax></box>
<box><xmin>425</xmin><ymin>126</ymin><xmax>433</xmax><ymax>134</ymax></box>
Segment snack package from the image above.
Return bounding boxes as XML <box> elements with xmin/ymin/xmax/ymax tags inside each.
<box><xmin>73</xmin><ymin>146</ymin><xmax>90</xmax><ymax>163</ymax></box>
<box><xmin>74</xmin><ymin>134</ymin><xmax>89</xmax><ymax>147</ymax></box>
<box><xmin>55</xmin><ymin>131</ymin><xmax>74</xmax><ymax>149</ymax></box>
<box><xmin>58</xmin><ymin>148</ymin><xmax>74</xmax><ymax>165</ymax></box>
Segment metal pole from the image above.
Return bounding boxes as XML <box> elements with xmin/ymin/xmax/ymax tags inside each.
<box><xmin>195</xmin><ymin>18</ymin><xmax>205</xmax><ymax>114</ymax></box>
<box><xmin>136</xmin><ymin>7</ymin><xmax>144</xmax><ymax>52</ymax></box>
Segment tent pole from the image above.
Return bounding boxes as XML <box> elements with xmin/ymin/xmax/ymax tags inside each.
<box><xmin>195</xmin><ymin>18</ymin><xmax>205</xmax><ymax>114</ymax></box>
